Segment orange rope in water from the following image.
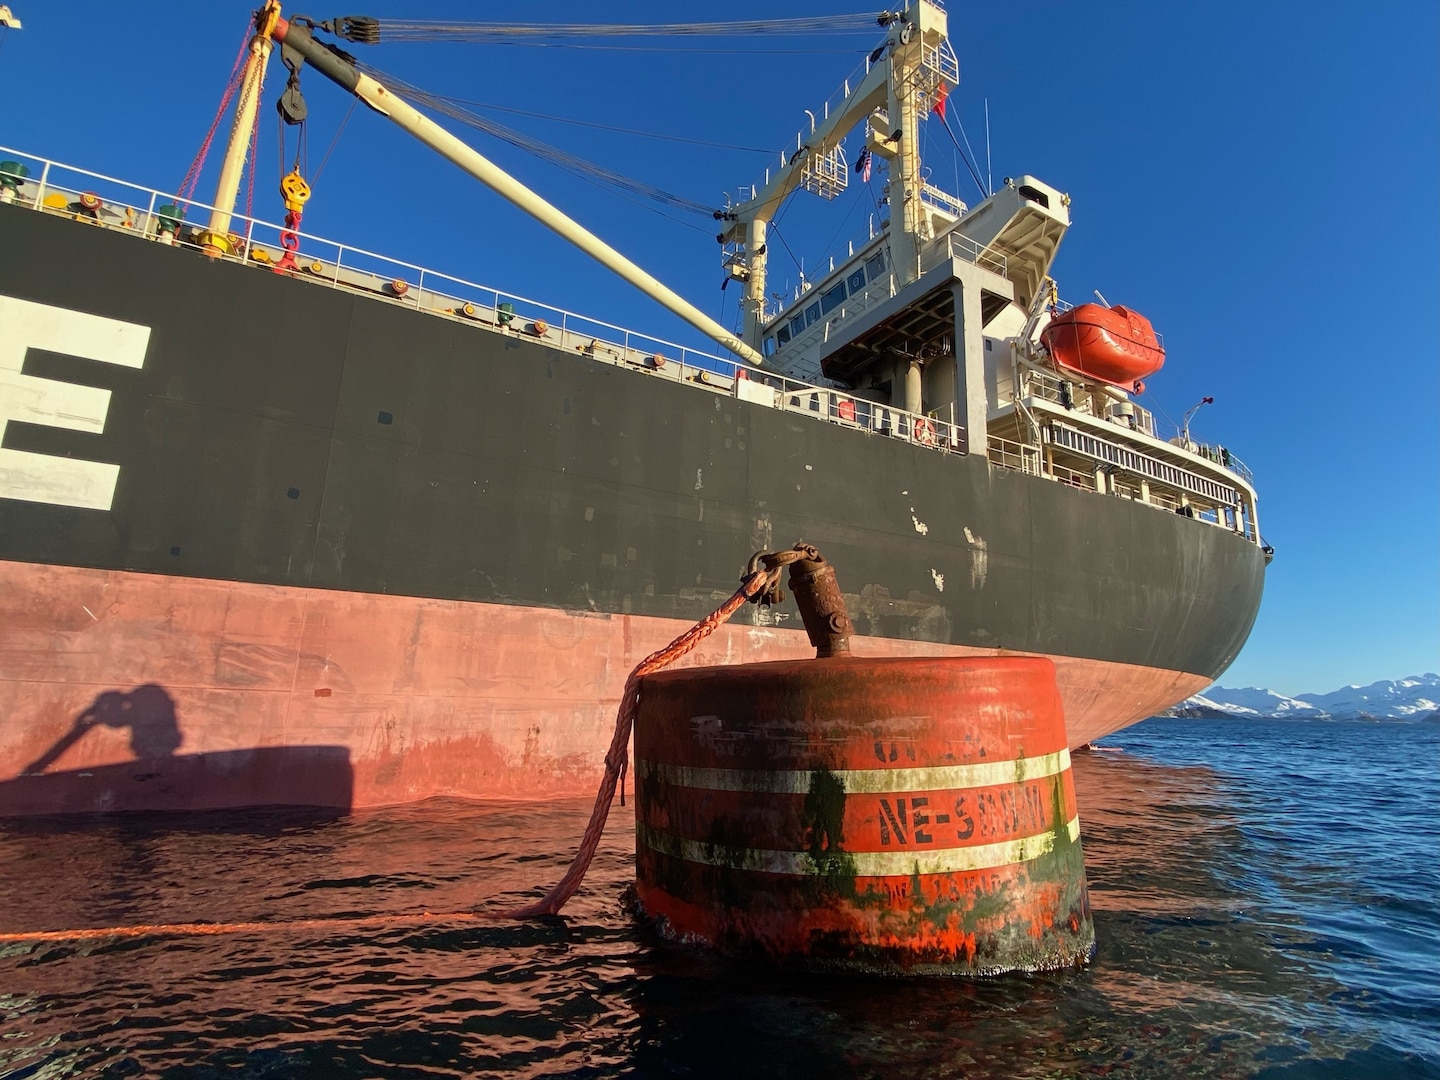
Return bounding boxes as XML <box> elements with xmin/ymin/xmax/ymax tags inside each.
<box><xmin>0</xmin><ymin>911</ymin><xmax>499</xmax><ymax>945</ymax></box>
<box><xmin>0</xmin><ymin>573</ymin><xmax>770</xmax><ymax>945</ymax></box>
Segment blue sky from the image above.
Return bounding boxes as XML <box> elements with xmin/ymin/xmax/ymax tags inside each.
<box><xmin>1</xmin><ymin>1</ymin><xmax>1435</xmax><ymax>696</ymax></box>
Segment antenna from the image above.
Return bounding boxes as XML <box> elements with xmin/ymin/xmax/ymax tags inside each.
<box><xmin>984</xmin><ymin>98</ymin><xmax>992</xmax><ymax>196</ymax></box>
<box><xmin>1180</xmin><ymin>397</ymin><xmax>1214</xmax><ymax>446</ymax></box>
<box><xmin>1093</xmin><ymin>289</ymin><xmax>1111</xmax><ymax>308</ymax></box>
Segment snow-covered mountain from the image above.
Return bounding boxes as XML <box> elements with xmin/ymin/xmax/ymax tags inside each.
<box><xmin>1166</xmin><ymin>673</ymin><xmax>1440</xmax><ymax>721</ymax></box>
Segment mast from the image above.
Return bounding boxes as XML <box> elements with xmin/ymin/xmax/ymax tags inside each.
<box><xmin>271</xmin><ymin>19</ymin><xmax>764</xmax><ymax>367</ymax></box>
<box><xmin>723</xmin><ymin>1</ymin><xmax>952</xmax><ymax>349</ymax></box>
<box><xmin>200</xmin><ymin>1</ymin><xmax>282</xmax><ymax>257</ymax></box>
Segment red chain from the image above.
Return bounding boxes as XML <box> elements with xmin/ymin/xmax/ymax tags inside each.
<box><xmin>272</xmin><ymin>210</ymin><xmax>302</xmax><ymax>273</ymax></box>
<box><xmin>177</xmin><ymin>21</ymin><xmax>253</xmax><ymax>203</ymax></box>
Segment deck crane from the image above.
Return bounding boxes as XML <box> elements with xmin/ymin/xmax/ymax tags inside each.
<box><xmin>204</xmin><ymin>3</ymin><xmax>765</xmax><ymax>366</ymax></box>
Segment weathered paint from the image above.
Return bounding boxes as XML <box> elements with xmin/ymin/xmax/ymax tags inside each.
<box><xmin>632</xmin><ymin>656</ymin><xmax>1095</xmax><ymax>974</ymax></box>
<box><xmin>0</xmin><ymin>559</ymin><xmax>1211</xmax><ymax>816</ymax></box>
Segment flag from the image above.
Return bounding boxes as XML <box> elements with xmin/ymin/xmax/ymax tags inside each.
<box><xmin>933</xmin><ymin>81</ymin><xmax>949</xmax><ymax>119</ymax></box>
<box><xmin>856</xmin><ymin>148</ymin><xmax>873</xmax><ymax>183</ymax></box>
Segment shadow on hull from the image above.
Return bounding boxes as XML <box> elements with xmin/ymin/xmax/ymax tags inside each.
<box><xmin>0</xmin><ymin>745</ymin><xmax>354</xmax><ymax>817</ymax></box>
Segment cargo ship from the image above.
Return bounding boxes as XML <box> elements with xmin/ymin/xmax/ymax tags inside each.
<box><xmin>0</xmin><ymin>3</ymin><xmax>1267</xmax><ymax>816</ymax></box>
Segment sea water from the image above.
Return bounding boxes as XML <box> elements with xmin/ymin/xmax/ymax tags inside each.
<box><xmin>0</xmin><ymin>717</ymin><xmax>1435</xmax><ymax>1079</ymax></box>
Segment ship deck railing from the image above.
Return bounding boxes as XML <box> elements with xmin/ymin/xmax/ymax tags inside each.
<box><xmin>0</xmin><ymin>149</ymin><xmax>746</xmax><ymax>375</ymax></box>
<box><xmin>1002</xmin><ymin>368</ymin><xmax>1249</xmax><ymax>486</ymax></box>
<box><xmin>767</xmin><ymin>229</ymin><xmax>1007</xmax><ymax>355</ymax></box>
<box><xmin>0</xmin><ymin>147</ymin><xmax>971</xmax><ymax>456</ymax></box>
<box><xmin>1005</xmin><ymin>365</ymin><xmax>1161</xmax><ymax>440</ymax></box>
<box><xmin>766</xmin><ymin>230</ymin><xmax>1008</xmax><ymax>364</ymax></box>
<box><xmin>987</xmin><ymin>416</ymin><xmax>1259</xmax><ymax>541</ymax></box>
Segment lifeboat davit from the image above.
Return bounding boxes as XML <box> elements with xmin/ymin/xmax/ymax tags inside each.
<box><xmin>1041</xmin><ymin>303</ymin><xmax>1165</xmax><ymax>390</ymax></box>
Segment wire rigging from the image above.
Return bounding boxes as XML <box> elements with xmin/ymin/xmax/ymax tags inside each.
<box><xmin>449</xmin><ymin>42</ymin><xmax>870</xmax><ymax>55</ymax></box>
<box><xmin>361</xmin><ymin>15</ymin><xmax>886</xmax><ymax>43</ymax></box>
<box><xmin>313</xmin><ymin>98</ymin><xmax>357</xmax><ymax>183</ymax></box>
<box><xmin>424</xmin><ymin>95</ymin><xmax>774</xmax><ymax>155</ymax></box>
<box><xmin>934</xmin><ymin>107</ymin><xmax>988</xmax><ymax>201</ymax></box>
<box><xmin>359</xmin><ymin>62</ymin><xmax>719</xmax><ymax>218</ymax></box>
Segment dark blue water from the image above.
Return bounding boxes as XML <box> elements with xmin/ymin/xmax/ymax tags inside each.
<box><xmin>1</xmin><ymin>717</ymin><xmax>1436</xmax><ymax>1078</ymax></box>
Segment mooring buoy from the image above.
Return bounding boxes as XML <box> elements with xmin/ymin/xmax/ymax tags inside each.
<box><xmin>630</xmin><ymin>548</ymin><xmax>1094</xmax><ymax>974</ymax></box>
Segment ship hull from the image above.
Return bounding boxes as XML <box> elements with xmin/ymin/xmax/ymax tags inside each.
<box><xmin>0</xmin><ymin>204</ymin><xmax>1265</xmax><ymax>815</ymax></box>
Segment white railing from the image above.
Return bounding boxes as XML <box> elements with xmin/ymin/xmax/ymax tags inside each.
<box><xmin>0</xmin><ymin>145</ymin><xmax>740</xmax><ymax>378</ymax></box>
<box><xmin>1013</xmin><ymin>366</ymin><xmax>1158</xmax><ymax>439</ymax></box>
<box><xmin>985</xmin><ymin>434</ymin><xmax>1041</xmax><ymax>475</ymax></box>
<box><xmin>919</xmin><ymin>183</ymin><xmax>967</xmax><ymax>219</ymax></box>
<box><xmin>1188</xmin><ymin>441</ymin><xmax>1255</xmax><ymax>485</ymax></box>
<box><xmin>741</xmin><ymin>375</ymin><xmax>968</xmax><ymax>453</ymax></box>
<box><xmin>986</xmin><ymin>413</ymin><xmax>1259</xmax><ymax>540</ymax></box>
<box><xmin>748</xmin><ymin>49</ymin><xmax>883</xmax><ymax>197</ymax></box>
<box><xmin>921</xmin><ymin>230</ymin><xmax>1008</xmax><ymax>277</ymax></box>
<box><xmin>768</xmin><ymin>230</ymin><xmax>1008</xmax><ymax>360</ymax></box>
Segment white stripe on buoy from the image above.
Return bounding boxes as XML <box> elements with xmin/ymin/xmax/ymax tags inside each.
<box><xmin>634</xmin><ymin>748</ymin><xmax>1071</xmax><ymax>796</ymax></box>
<box><xmin>636</xmin><ymin>817</ymin><xmax>1082</xmax><ymax>877</ymax></box>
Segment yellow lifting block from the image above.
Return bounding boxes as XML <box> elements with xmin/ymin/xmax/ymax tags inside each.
<box><xmin>279</xmin><ymin>170</ymin><xmax>311</xmax><ymax>213</ymax></box>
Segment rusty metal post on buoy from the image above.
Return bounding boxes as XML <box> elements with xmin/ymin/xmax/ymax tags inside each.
<box><xmin>631</xmin><ymin>544</ymin><xmax>1095</xmax><ymax>975</ymax></box>
<box><xmin>786</xmin><ymin>544</ymin><xmax>853</xmax><ymax>658</ymax></box>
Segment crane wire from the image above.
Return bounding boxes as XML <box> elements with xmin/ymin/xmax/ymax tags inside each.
<box><xmin>368</xmin><ymin>15</ymin><xmax>885</xmax><ymax>42</ymax></box>
<box><xmin>361</xmin><ymin>63</ymin><xmax>719</xmax><ymax>218</ymax></box>
<box><xmin>421</xmin><ymin>95</ymin><xmax>774</xmax><ymax>154</ymax></box>
<box><xmin>450</xmin><ymin>42</ymin><xmax>870</xmax><ymax>55</ymax></box>
<box><xmin>934</xmin><ymin>107</ymin><xmax>988</xmax><ymax>201</ymax></box>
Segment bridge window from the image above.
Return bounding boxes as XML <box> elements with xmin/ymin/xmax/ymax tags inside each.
<box><xmin>805</xmin><ymin>302</ymin><xmax>822</xmax><ymax>327</ymax></box>
<box><xmin>821</xmin><ymin>280</ymin><xmax>847</xmax><ymax>314</ymax></box>
<box><xmin>1017</xmin><ymin>184</ymin><xmax>1050</xmax><ymax>208</ymax></box>
<box><xmin>764</xmin><ymin>335</ymin><xmax>777</xmax><ymax>356</ymax></box>
<box><xmin>866</xmin><ymin>251</ymin><xmax>886</xmax><ymax>279</ymax></box>
<box><xmin>848</xmin><ymin>267</ymin><xmax>867</xmax><ymax>294</ymax></box>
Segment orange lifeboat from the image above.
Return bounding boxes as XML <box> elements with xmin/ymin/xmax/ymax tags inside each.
<box><xmin>1041</xmin><ymin>303</ymin><xmax>1165</xmax><ymax>390</ymax></box>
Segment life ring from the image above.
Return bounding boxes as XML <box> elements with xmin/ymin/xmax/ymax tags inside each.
<box><xmin>913</xmin><ymin>417</ymin><xmax>936</xmax><ymax>445</ymax></box>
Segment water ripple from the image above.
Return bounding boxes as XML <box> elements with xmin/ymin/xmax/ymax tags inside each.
<box><xmin>0</xmin><ymin>721</ymin><xmax>1435</xmax><ymax>1078</ymax></box>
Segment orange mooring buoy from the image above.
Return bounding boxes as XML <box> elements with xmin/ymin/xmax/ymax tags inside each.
<box><xmin>632</xmin><ymin>651</ymin><xmax>1094</xmax><ymax>974</ymax></box>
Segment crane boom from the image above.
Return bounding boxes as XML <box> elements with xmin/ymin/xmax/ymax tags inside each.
<box><xmin>271</xmin><ymin>17</ymin><xmax>764</xmax><ymax>366</ymax></box>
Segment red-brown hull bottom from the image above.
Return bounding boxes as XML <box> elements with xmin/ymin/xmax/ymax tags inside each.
<box><xmin>0</xmin><ymin>560</ymin><xmax>1210</xmax><ymax>816</ymax></box>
